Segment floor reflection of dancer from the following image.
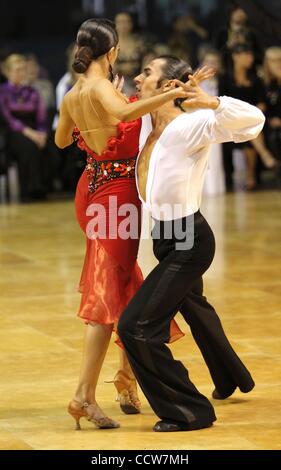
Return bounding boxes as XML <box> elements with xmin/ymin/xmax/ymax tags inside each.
<box><xmin>118</xmin><ymin>56</ymin><xmax>264</xmax><ymax>432</ymax></box>
<box><xmin>55</xmin><ymin>19</ymin><xmax>190</xmax><ymax>430</ymax></box>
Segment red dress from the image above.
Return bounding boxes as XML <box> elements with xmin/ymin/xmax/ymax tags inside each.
<box><xmin>73</xmin><ymin>115</ymin><xmax>184</xmax><ymax>345</ymax></box>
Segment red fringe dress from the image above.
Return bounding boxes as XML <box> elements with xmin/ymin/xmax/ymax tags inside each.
<box><xmin>73</xmin><ymin>113</ymin><xmax>184</xmax><ymax>346</ymax></box>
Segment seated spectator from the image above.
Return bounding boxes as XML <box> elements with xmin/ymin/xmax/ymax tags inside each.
<box><xmin>0</xmin><ymin>54</ymin><xmax>47</xmax><ymax>202</ymax></box>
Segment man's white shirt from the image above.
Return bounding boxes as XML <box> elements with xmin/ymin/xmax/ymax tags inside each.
<box><xmin>137</xmin><ymin>96</ymin><xmax>265</xmax><ymax>220</ymax></box>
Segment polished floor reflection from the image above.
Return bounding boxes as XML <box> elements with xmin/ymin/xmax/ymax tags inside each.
<box><xmin>0</xmin><ymin>191</ymin><xmax>280</xmax><ymax>450</ymax></box>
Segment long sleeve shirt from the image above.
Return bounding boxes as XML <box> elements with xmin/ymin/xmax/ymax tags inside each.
<box><xmin>0</xmin><ymin>81</ymin><xmax>47</xmax><ymax>133</ymax></box>
<box><xmin>136</xmin><ymin>96</ymin><xmax>265</xmax><ymax>220</ymax></box>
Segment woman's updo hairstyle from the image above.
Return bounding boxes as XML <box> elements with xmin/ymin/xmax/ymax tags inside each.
<box><xmin>72</xmin><ymin>18</ymin><xmax>119</xmax><ymax>73</ymax></box>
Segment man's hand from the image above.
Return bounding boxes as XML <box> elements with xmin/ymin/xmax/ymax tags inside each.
<box><xmin>191</xmin><ymin>66</ymin><xmax>216</xmax><ymax>84</ymax></box>
<box><xmin>173</xmin><ymin>73</ymin><xmax>220</xmax><ymax>110</ymax></box>
<box><xmin>172</xmin><ymin>66</ymin><xmax>215</xmax><ymax>91</ymax></box>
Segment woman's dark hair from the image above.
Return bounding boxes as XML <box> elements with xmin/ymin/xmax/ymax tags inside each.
<box><xmin>156</xmin><ymin>55</ymin><xmax>193</xmax><ymax>109</ymax></box>
<box><xmin>73</xmin><ymin>18</ymin><xmax>118</xmax><ymax>74</ymax></box>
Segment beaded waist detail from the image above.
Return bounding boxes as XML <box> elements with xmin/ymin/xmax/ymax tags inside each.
<box><xmin>85</xmin><ymin>154</ymin><xmax>137</xmax><ymax>193</ymax></box>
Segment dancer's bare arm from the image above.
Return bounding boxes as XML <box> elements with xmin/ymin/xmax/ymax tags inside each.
<box><xmin>93</xmin><ymin>79</ymin><xmax>189</xmax><ymax>122</ymax></box>
<box><xmin>55</xmin><ymin>98</ymin><xmax>75</xmax><ymax>148</ymax></box>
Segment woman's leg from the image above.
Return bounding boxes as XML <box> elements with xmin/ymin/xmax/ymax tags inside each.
<box><xmin>112</xmin><ymin>343</ymin><xmax>142</xmax><ymax>414</ymax></box>
<box><xmin>74</xmin><ymin>322</ymin><xmax>113</xmax><ymax>414</ymax></box>
<box><xmin>251</xmin><ymin>132</ymin><xmax>277</xmax><ymax>168</ymax></box>
<box><xmin>118</xmin><ymin>347</ymin><xmax>135</xmax><ymax>379</ymax></box>
<box><xmin>245</xmin><ymin>146</ymin><xmax>257</xmax><ymax>190</ymax></box>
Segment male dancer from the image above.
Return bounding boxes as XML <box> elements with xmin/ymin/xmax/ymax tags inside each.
<box><xmin>118</xmin><ymin>56</ymin><xmax>264</xmax><ymax>432</ymax></box>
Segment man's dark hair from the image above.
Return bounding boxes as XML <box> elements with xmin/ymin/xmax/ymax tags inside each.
<box><xmin>156</xmin><ymin>55</ymin><xmax>193</xmax><ymax>109</ymax></box>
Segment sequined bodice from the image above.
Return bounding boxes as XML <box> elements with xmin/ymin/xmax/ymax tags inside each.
<box><xmin>72</xmin><ymin>116</ymin><xmax>141</xmax><ymax>193</ymax></box>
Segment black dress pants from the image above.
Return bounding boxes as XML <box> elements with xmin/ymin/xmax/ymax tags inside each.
<box><xmin>118</xmin><ymin>211</ymin><xmax>254</xmax><ymax>426</ymax></box>
<box><xmin>179</xmin><ymin>278</ymin><xmax>254</xmax><ymax>396</ymax></box>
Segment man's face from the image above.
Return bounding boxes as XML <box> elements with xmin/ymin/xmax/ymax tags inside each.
<box><xmin>134</xmin><ymin>59</ymin><xmax>167</xmax><ymax>99</ymax></box>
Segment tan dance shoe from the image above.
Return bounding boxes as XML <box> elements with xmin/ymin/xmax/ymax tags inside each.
<box><xmin>68</xmin><ymin>399</ymin><xmax>120</xmax><ymax>430</ymax></box>
<box><xmin>113</xmin><ymin>370</ymin><xmax>141</xmax><ymax>414</ymax></box>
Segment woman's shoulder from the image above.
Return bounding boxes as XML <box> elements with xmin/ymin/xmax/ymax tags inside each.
<box><xmin>63</xmin><ymin>80</ymin><xmax>84</xmax><ymax>101</ymax></box>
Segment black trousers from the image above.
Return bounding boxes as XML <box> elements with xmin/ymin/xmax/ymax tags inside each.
<box><xmin>118</xmin><ymin>211</ymin><xmax>254</xmax><ymax>426</ymax></box>
<box><xmin>9</xmin><ymin>132</ymin><xmax>46</xmax><ymax>200</ymax></box>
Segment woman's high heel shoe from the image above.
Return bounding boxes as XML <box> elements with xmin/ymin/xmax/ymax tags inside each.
<box><xmin>67</xmin><ymin>400</ymin><xmax>120</xmax><ymax>430</ymax></box>
<box><xmin>113</xmin><ymin>370</ymin><xmax>141</xmax><ymax>415</ymax></box>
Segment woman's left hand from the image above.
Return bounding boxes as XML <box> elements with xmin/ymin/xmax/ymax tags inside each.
<box><xmin>113</xmin><ymin>74</ymin><xmax>125</xmax><ymax>92</ymax></box>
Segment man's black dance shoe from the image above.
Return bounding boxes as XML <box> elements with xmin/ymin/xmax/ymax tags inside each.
<box><xmin>212</xmin><ymin>381</ymin><xmax>255</xmax><ymax>400</ymax></box>
<box><xmin>153</xmin><ymin>420</ymin><xmax>213</xmax><ymax>432</ymax></box>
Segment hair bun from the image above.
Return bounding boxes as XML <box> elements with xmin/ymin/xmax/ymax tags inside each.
<box><xmin>72</xmin><ymin>46</ymin><xmax>93</xmax><ymax>73</ymax></box>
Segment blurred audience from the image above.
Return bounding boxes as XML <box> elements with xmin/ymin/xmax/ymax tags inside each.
<box><xmin>200</xmin><ymin>49</ymin><xmax>225</xmax><ymax>195</ymax></box>
<box><xmin>53</xmin><ymin>43</ymin><xmax>84</xmax><ymax>192</ymax></box>
<box><xmin>220</xmin><ymin>43</ymin><xmax>276</xmax><ymax>190</ymax></box>
<box><xmin>2</xmin><ymin>2</ymin><xmax>280</xmax><ymax>200</ymax></box>
<box><xmin>262</xmin><ymin>47</ymin><xmax>281</xmax><ymax>162</ymax></box>
<box><xmin>25</xmin><ymin>54</ymin><xmax>55</xmax><ymax>126</ymax></box>
<box><xmin>214</xmin><ymin>6</ymin><xmax>262</xmax><ymax>72</ymax></box>
<box><xmin>53</xmin><ymin>43</ymin><xmax>78</xmax><ymax>130</ymax></box>
<box><xmin>141</xmin><ymin>43</ymin><xmax>171</xmax><ymax>70</ymax></box>
<box><xmin>114</xmin><ymin>12</ymin><xmax>145</xmax><ymax>95</ymax></box>
<box><xmin>168</xmin><ymin>14</ymin><xmax>208</xmax><ymax>67</ymax></box>
<box><xmin>0</xmin><ymin>54</ymin><xmax>48</xmax><ymax>202</ymax></box>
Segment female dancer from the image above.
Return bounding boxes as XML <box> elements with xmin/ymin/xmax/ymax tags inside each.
<box><xmin>55</xmin><ymin>18</ymin><xmax>190</xmax><ymax>430</ymax></box>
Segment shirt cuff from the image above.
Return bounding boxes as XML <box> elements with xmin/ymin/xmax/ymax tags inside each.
<box><xmin>214</xmin><ymin>96</ymin><xmax>227</xmax><ymax>114</ymax></box>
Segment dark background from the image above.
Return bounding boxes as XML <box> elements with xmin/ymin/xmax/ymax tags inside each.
<box><xmin>0</xmin><ymin>0</ymin><xmax>280</xmax><ymax>82</ymax></box>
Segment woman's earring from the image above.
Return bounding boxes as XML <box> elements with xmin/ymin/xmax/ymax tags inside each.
<box><xmin>109</xmin><ymin>64</ymin><xmax>114</xmax><ymax>82</ymax></box>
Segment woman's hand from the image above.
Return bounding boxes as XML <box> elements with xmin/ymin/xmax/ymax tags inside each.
<box><xmin>112</xmin><ymin>74</ymin><xmax>130</xmax><ymax>102</ymax></box>
<box><xmin>113</xmin><ymin>74</ymin><xmax>125</xmax><ymax>93</ymax></box>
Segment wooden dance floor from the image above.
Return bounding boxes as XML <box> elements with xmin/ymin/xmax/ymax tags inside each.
<box><xmin>0</xmin><ymin>191</ymin><xmax>280</xmax><ymax>450</ymax></box>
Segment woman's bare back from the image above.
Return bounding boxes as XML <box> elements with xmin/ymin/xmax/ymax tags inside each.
<box><xmin>65</xmin><ymin>77</ymin><xmax>126</xmax><ymax>155</ymax></box>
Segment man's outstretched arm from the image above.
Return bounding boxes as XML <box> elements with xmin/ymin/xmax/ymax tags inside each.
<box><xmin>178</xmin><ymin>79</ymin><xmax>265</xmax><ymax>146</ymax></box>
